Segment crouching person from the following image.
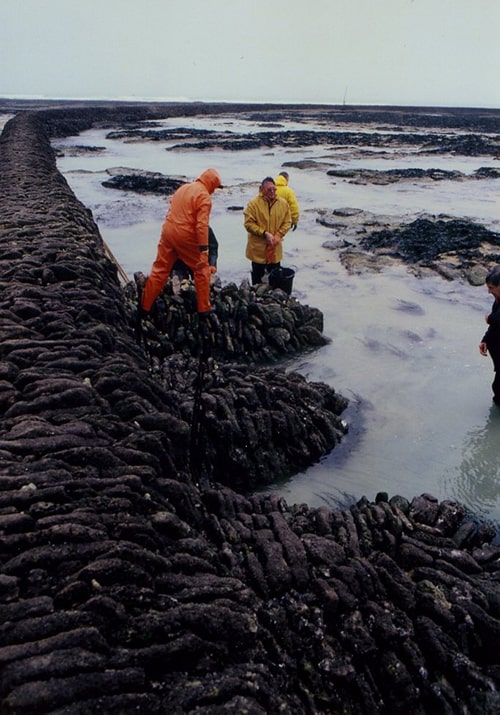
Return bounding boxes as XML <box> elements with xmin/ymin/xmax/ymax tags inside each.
<box><xmin>141</xmin><ymin>168</ymin><xmax>223</xmax><ymax>316</ymax></box>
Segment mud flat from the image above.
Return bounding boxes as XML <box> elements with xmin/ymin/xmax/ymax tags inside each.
<box><xmin>0</xmin><ymin>104</ymin><xmax>499</xmax><ymax>715</ymax></box>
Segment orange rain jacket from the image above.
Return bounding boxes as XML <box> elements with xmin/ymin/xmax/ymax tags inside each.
<box><xmin>142</xmin><ymin>168</ymin><xmax>222</xmax><ymax>314</ymax></box>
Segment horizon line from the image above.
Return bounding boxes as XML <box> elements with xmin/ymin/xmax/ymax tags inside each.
<box><xmin>1</xmin><ymin>94</ymin><xmax>499</xmax><ymax>112</ymax></box>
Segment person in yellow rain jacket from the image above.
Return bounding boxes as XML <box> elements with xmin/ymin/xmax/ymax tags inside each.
<box><xmin>141</xmin><ymin>168</ymin><xmax>222</xmax><ymax>315</ymax></box>
<box><xmin>275</xmin><ymin>171</ymin><xmax>300</xmax><ymax>231</ymax></box>
<box><xmin>244</xmin><ymin>176</ymin><xmax>291</xmax><ymax>285</ymax></box>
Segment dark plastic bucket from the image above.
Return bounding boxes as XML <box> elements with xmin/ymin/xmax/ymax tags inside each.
<box><xmin>268</xmin><ymin>266</ymin><xmax>295</xmax><ymax>295</ymax></box>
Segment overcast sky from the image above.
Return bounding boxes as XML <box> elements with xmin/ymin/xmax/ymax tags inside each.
<box><xmin>2</xmin><ymin>0</ymin><xmax>499</xmax><ymax>108</ymax></box>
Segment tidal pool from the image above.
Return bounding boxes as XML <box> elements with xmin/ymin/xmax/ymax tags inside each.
<box><xmin>52</xmin><ymin>111</ymin><xmax>500</xmax><ymax>524</ymax></box>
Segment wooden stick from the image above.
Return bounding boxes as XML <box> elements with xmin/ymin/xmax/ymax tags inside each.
<box><xmin>102</xmin><ymin>239</ymin><xmax>129</xmax><ymax>285</ymax></box>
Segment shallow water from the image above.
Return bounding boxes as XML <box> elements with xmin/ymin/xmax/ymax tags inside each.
<box><xmin>48</xmin><ymin>112</ymin><xmax>500</xmax><ymax>524</ymax></box>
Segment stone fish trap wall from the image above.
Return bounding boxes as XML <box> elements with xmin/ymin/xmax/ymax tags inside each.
<box><xmin>0</xmin><ymin>109</ymin><xmax>499</xmax><ymax>715</ymax></box>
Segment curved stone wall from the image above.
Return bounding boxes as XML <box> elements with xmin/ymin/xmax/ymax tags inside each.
<box><xmin>0</xmin><ymin>109</ymin><xmax>499</xmax><ymax>715</ymax></box>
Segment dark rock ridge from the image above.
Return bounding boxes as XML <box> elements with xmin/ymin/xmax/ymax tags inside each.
<box><xmin>361</xmin><ymin>217</ymin><xmax>500</xmax><ymax>264</ymax></box>
<box><xmin>103</xmin><ymin>125</ymin><xmax>500</xmax><ymax>157</ymax></box>
<box><xmin>326</xmin><ymin>166</ymin><xmax>500</xmax><ymax>183</ymax></box>
<box><xmin>101</xmin><ymin>170</ymin><xmax>185</xmax><ymax>196</ymax></box>
<box><xmin>0</xmin><ymin>105</ymin><xmax>499</xmax><ymax>715</ymax></box>
<box><xmin>152</xmin><ymin>353</ymin><xmax>347</xmax><ymax>491</ymax></box>
<box><xmin>127</xmin><ymin>273</ymin><xmax>348</xmax><ymax>492</ymax></box>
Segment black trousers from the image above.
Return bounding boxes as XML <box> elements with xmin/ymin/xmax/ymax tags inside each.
<box><xmin>493</xmin><ymin>371</ymin><xmax>500</xmax><ymax>404</ymax></box>
<box><xmin>172</xmin><ymin>226</ymin><xmax>218</xmax><ymax>279</ymax></box>
<box><xmin>251</xmin><ymin>261</ymin><xmax>280</xmax><ymax>285</ymax></box>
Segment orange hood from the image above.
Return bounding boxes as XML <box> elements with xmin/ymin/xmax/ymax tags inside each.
<box><xmin>197</xmin><ymin>168</ymin><xmax>222</xmax><ymax>194</ymax></box>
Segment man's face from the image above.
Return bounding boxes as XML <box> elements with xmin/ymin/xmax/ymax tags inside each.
<box><xmin>487</xmin><ymin>282</ymin><xmax>500</xmax><ymax>301</ymax></box>
<box><xmin>261</xmin><ymin>181</ymin><xmax>276</xmax><ymax>201</ymax></box>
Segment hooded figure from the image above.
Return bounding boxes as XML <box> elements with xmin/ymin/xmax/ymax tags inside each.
<box><xmin>141</xmin><ymin>168</ymin><xmax>222</xmax><ymax>314</ymax></box>
<box><xmin>275</xmin><ymin>171</ymin><xmax>299</xmax><ymax>229</ymax></box>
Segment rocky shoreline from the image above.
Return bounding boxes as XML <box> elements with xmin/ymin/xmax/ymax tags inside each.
<box><xmin>0</xmin><ymin>103</ymin><xmax>499</xmax><ymax>714</ymax></box>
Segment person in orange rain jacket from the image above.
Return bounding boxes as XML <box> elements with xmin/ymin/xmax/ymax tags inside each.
<box><xmin>141</xmin><ymin>168</ymin><xmax>222</xmax><ymax>315</ymax></box>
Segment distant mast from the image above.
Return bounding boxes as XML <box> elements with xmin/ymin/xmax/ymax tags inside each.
<box><xmin>343</xmin><ymin>87</ymin><xmax>348</xmax><ymax>108</ymax></box>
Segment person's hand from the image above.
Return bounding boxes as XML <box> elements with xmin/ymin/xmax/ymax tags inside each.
<box><xmin>479</xmin><ymin>341</ymin><xmax>488</xmax><ymax>356</ymax></box>
<box><xmin>209</xmin><ymin>265</ymin><xmax>217</xmax><ymax>275</ymax></box>
<box><xmin>291</xmin><ymin>223</ymin><xmax>297</xmax><ymax>231</ymax></box>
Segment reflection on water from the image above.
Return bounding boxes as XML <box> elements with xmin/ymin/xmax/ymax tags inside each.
<box><xmin>445</xmin><ymin>405</ymin><xmax>500</xmax><ymax>519</ymax></box>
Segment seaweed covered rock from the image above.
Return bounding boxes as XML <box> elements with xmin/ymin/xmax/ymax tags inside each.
<box><xmin>127</xmin><ymin>271</ymin><xmax>344</xmax><ymax>489</ymax></box>
<box><xmin>130</xmin><ymin>273</ymin><xmax>329</xmax><ymax>364</ymax></box>
<box><xmin>102</xmin><ymin>168</ymin><xmax>185</xmax><ymax>195</ymax></box>
<box><xmin>158</xmin><ymin>354</ymin><xmax>348</xmax><ymax>490</ymax></box>
<box><xmin>319</xmin><ymin>209</ymin><xmax>500</xmax><ymax>283</ymax></box>
<box><xmin>361</xmin><ymin>217</ymin><xmax>500</xmax><ymax>264</ymax></box>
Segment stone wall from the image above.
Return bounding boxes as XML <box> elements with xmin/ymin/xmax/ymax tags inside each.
<box><xmin>0</xmin><ymin>109</ymin><xmax>499</xmax><ymax>715</ymax></box>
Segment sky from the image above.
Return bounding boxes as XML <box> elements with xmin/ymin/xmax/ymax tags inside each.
<box><xmin>2</xmin><ymin>0</ymin><xmax>500</xmax><ymax>108</ymax></box>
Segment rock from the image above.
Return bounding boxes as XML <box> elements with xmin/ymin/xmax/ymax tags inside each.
<box><xmin>361</xmin><ymin>217</ymin><xmax>500</xmax><ymax>263</ymax></box>
<box><xmin>316</xmin><ymin>208</ymin><xmax>500</xmax><ymax>281</ymax></box>
<box><xmin>326</xmin><ymin>167</ymin><xmax>466</xmax><ymax>183</ymax></box>
<box><xmin>102</xmin><ymin>169</ymin><xmax>185</xmax><ymax>195</ymax></box>
<box><xmin>467</xmin><ymin>264</ymin><xmax>490</xmax><ymax>286</ymax></box>
<box><xmin>131</xmin><ymin>274</ymin><xmax>331</xmax><ymax>366</ymax></box>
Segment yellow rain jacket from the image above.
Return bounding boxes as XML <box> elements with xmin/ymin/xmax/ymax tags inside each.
<box><xmin>244</xmin><ymin>193</ymin><xmax>291</xmax><ymax>265</ymax></box>
<box><xmin>275</xmin><ymin>174</ymin><xmax>300</xmax><ymax>226</ymax></box>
